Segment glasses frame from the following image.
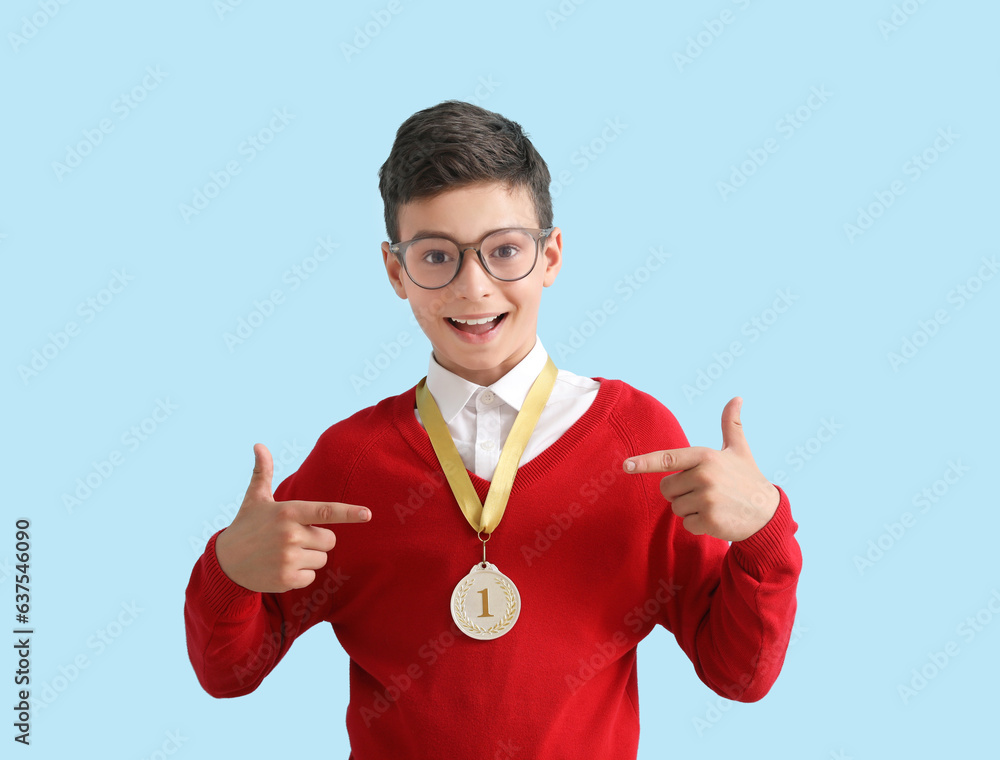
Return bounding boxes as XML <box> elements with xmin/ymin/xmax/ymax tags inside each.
<box><xmin>389</xmin><ymin>226</ymin><xmax>555</xmax><ymax>290</ymax></box>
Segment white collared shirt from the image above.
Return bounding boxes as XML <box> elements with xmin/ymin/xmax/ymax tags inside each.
<box><xmin>413</xmin><ymin>336</ymin><xmax>601</xmax><ymax>479</ymax></box>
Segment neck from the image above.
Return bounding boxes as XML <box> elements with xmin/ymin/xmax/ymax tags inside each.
<box><xmin>435</xmin><ymin>339</ymin><xmax>537</xmax><ymax>387</ymax></box>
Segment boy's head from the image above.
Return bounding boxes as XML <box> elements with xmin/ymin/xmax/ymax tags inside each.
<box><xmin>378</xmin><ymin>101</ymin><xmax>563</xmax><ymax>387</ymax></box>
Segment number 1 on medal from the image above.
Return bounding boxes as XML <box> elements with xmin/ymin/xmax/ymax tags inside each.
<box><xmin>477</xmin><ymin>588</ymin><xmax>493</xmax><ymax>618</ymax></box>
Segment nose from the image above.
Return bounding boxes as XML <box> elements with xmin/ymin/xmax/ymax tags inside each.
<box><xmin>450</xmin><ymin>248</ymin><xmax>494</xmax><ymax>298</ymax></box>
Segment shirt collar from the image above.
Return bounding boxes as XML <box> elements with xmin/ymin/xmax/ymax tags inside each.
<box><xmin>425</xmin><ymin>336</ymin><xmax>550</xmax><ymax>424</ymax></box>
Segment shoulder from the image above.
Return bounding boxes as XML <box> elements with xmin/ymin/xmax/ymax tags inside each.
<box><xmin>272</xmin><ymin>386</ymin><xmax>413</xmax><ymax>501</ymax></box>
<box><xmin>313</xmin><ymin>386</ymin><xmax>408</xmax><ymax>457</ymax></box>
<box><xmin>590</xmin><ymin>375</ymin><xmax>689</xmax><ymax>447</ymax></box>
<box><xmin>288</xmin><ymin>385</ymin><xmax>412</xmax><ymax>487</ymax></box>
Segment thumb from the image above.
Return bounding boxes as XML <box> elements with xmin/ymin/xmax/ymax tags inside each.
<box><xmin>246</xmin><ymin>443</ymin><xmax>274</xmax><ymax>501</ymax></box>
<box><xmin>720</xmin><ymin>396</ymin><xmax>748</xmax><ymax>452</ymax></box>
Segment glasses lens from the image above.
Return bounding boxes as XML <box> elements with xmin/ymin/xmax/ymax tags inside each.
<box><xmin>404</xmin><ymin>238</ymin><xmax>461</xmax><ymax>288</ymax></box>
<box><xmin>481</xmin><ymin>229</ymin><xmax>537</xmax><ymax>281</ymax></box>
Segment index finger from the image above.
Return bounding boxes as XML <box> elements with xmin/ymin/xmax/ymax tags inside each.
<box><xmin>623</xmin><ymin>447</ymin><xmax>709</xmax><ymax>474</ymax></box>
<box><xmin>285</xmin><ymin>500</ymin><xmax>372</xmax><ymax>525</ymax></box>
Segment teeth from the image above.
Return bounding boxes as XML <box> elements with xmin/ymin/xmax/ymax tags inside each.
<box><xmin>449</xmin><ymin>314</ymin><xmax>503</xmax><ymax>325</ymax></box>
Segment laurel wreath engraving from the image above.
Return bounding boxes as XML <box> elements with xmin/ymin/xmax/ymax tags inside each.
<box><xmin>454</xmin><ymin>576</ymin><xmax>517</xmax><ymax>636</ymax></box>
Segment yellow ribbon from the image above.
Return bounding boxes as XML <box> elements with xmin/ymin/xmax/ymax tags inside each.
<box><xmin>415</xmin><ymin>355</ymin><xmax>558</xmax><ymax>535</ymax></box>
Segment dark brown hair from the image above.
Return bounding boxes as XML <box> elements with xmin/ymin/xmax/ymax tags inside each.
<box><xmin>377</xmin><ymin>100</ymin><xmax>553</xmax><ymax>243</ymax></box>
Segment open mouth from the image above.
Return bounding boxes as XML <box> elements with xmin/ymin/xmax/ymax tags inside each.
<box><xmin>446</xmin><ymin>312</ymin><xmax>508</xmax><ymax>335</ymax></box>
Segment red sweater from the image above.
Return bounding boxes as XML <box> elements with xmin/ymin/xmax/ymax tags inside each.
<box><xmin>184</xmin><ymin>377</ymin><xmax>802</xmax><ymax>759</ymax></box>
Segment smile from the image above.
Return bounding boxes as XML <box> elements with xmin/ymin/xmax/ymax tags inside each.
<box><xmin>445</xmin><ymin>312</ymin><xmax>508</xmax><ymax>341</ymax></box>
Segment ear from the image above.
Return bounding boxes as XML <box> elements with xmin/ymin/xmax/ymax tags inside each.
<box><xmin>541</xmin><ymin>227</ymin><xmax>563</xmax><ymax>287</ymax></box>
<box><xmin>382</xmin><ymin>242</ymin><xmax>408</xmax><ymax>300</ymax></box>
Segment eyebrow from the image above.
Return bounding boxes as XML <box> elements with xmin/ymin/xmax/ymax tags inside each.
<box><xmin>410</xmin><ymin>225</ymin><xmax>521</xmax><ymax>241</ymax></box>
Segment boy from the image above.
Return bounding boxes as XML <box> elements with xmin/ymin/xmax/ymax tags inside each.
<box><xmin>184</xmin><ymin>100</ymin><xmax>802</xmax><ymax>758</ymax></box>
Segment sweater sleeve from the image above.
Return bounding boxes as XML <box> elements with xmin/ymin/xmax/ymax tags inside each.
<box><xmin>642</xmin><ymin>403</ymin><xmax>803</xmax><ymax>703</ymax></box>
<box><xmin>183</xmin><ymin>468</ymin><xmax>339</xmax><ymax>698</ymax></box>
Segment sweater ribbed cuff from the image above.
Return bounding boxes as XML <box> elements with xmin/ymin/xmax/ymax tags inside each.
<box><xmin>729</xmin><ymin>484</ymin><xmax>796</xmax><ymax>579</ymax></box>
<box><xmin>199</xmin><ymin>530</ymin><xmax>263</xmax><ymax>620</ymax></box>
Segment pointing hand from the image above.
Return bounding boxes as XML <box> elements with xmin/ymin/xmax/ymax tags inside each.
<box><xmin>623</xmin><ymin>397</ymin><xmax>779</xmax><ymax>542</ymax></box>
<box><xmin>214</xmin><ymin>443</ymin><xmax>372</xmax><ymax>593</ymax></box>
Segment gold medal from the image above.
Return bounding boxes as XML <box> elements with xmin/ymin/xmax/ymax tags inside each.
<box><xmin>450</xmin><ymin>561</ymin><xmax>520</xmax><ymax>640</ymax></box>
<box><xmin>415</xmin><ymin>355</ymin><xmax>558</xmax><ymax>641</ymax></box>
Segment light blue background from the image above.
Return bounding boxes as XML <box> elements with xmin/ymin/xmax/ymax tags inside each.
<box><xmin>4</xmin><ymin>1</ymin><xmax>998</xmax><ymax>757</ymax></box>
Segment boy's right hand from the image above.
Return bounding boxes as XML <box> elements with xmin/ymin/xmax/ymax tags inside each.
<box><xmin>214</xmin><ymin>443</ymin><xmax>372</xmax><ymax>593</ymax></box>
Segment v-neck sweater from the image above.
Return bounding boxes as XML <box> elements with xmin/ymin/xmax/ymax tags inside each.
<box><xmin>184</xmin><ymin>376</ymin><xmax>802</xmax><ymax>760</ymax></box>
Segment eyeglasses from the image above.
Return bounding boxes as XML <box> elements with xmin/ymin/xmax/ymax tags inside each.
<box><xmin>389</xmin><ymin>227</ymin><xmax>555</xmax><ymax>290</ymax></box>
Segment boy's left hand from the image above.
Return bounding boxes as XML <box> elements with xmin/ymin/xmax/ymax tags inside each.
<box><xmin>623</xmin><ymin>397</ymin><xmax>780</xmax><ymax>542</ymax></box>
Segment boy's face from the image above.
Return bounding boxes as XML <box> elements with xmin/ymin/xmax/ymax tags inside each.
<box><xmin>382</xmin><ymin>181</ymin><xmax>562</xmax><ymax>388</ymax></box>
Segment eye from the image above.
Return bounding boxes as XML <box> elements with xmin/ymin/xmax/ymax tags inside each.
<box><xmin>422</xmin><ymin>249</ymin><xmax>452</xmax><ymax>265</ymax></box>
<box><xmin>491</xmin><ymin>245</ymin><xmax>519</xmax><ymax>260</ymax></box>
